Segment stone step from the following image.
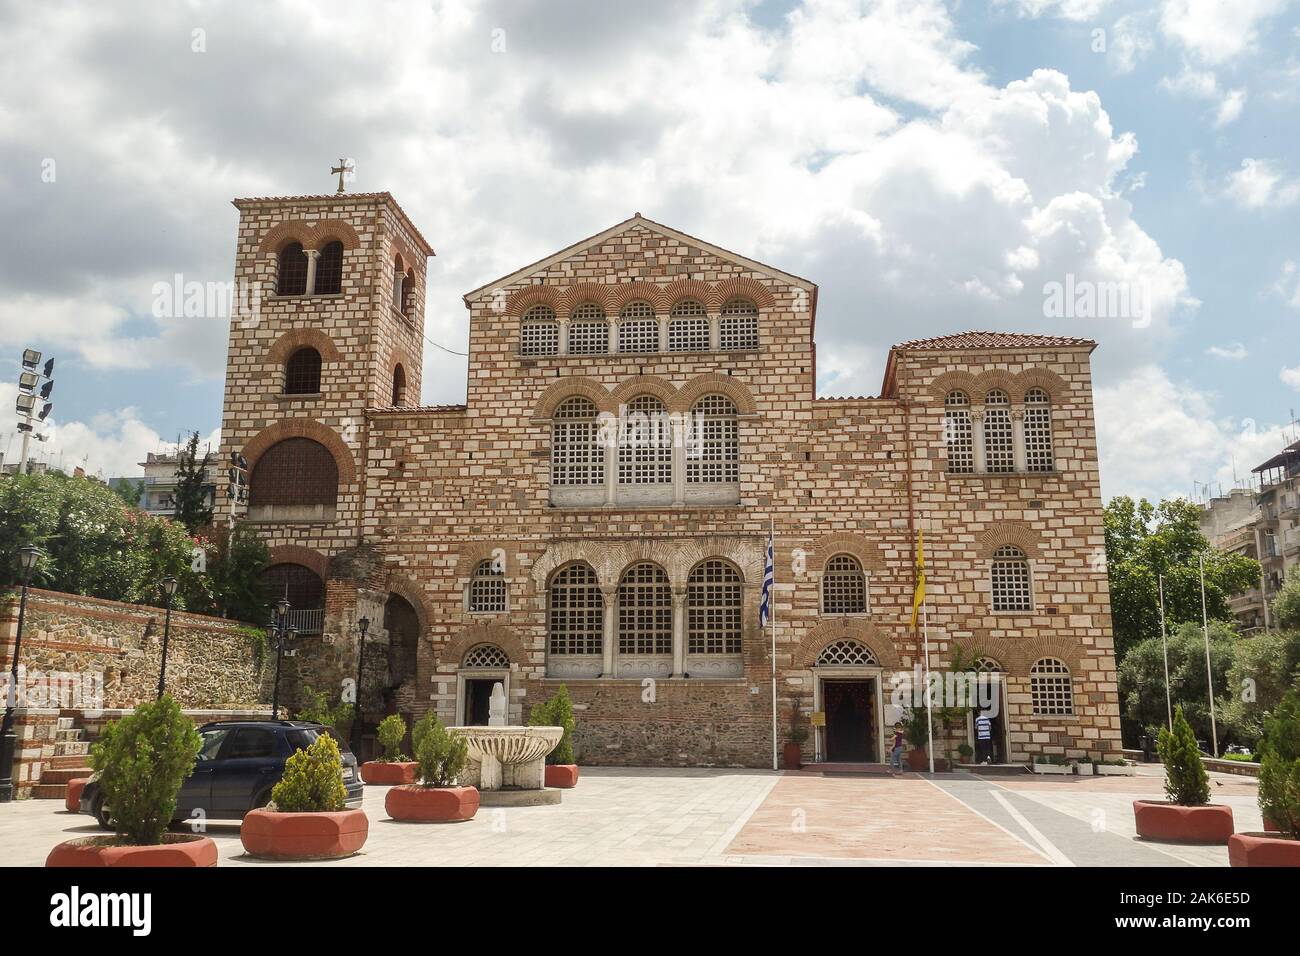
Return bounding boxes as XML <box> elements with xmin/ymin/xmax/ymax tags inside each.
<box><xmin>31</xmin><ymin>783</ymin><xmax>70</xmax><ymax>800</ymax></box>
<box><xmin>40</xmin><ymin>767</ymin><xmax>92</xmax><ymax>785</ymax></box>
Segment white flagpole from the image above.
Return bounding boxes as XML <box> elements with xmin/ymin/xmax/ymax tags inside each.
<box><xmin>1199</xmin><ymin>554</ymin><xmax>1219</xmax><ymax>757</ymax></box>
<box><xmin>770</xmin><ymin>516</ymin><xmax>778</xmax><ymax>772</ymax></box>
<box><xmin>1158</xmin><ymin>574</ymin><xmax>1172</xmax><ymax>732</ymax></box>
<box><xmin>923</xmin><ymin>599</ymin><xmax>934</xmax><ymax>774</ymax></box>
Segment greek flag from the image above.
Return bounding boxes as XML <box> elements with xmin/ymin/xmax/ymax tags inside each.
<box><xmin>759</xmin><ymin>527</ymin><xmax>774</xmax><ymax>628</ymax></box>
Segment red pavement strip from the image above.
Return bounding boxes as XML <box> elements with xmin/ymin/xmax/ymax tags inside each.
<box><xmin>725</xmin><ymin>775</ymin><xmax>1049</xmax><ymax>865</ymax></box>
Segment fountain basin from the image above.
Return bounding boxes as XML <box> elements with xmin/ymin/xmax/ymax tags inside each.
<box><xmin>448</xmin><ymin>726</ymin><xmax>563</xmax><ymax>798</ymax></box>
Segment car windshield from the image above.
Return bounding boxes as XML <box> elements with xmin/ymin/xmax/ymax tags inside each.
<box><xmin>197</xmin><ymin>727</ymin><xmax>233</xmax><ymax>761</ymax></box>
<box><xmin>287</xmin><ymin>726</ymin><xmax>351</xmax><ymax>758</ymax></box>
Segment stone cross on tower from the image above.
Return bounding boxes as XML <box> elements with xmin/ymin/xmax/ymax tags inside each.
<box><xmin>331</xmin><ymin>158</ymin><xmax>353</xmax><ymax>194</ymax></box>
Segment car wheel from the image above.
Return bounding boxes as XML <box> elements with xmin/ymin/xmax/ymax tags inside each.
<box><xmin>93</xmin><ymin>795</ymin><xmax>113</xmax><ymax>830</ymax></box>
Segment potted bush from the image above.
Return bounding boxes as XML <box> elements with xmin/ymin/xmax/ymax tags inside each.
<box><xmin>956</xmin><ymin>743</ymin><xmax>974</xmax><ymax>765</ymax></box>
<box><xmin>1031</xmin><ymin>755</ymin><xmax>1071</xmax><ymax>775</ymax></box>
<box><xmin>240</xmin><ymin>732</ymin><xmax>368</xmax><ymax>860</ymax></box>
<box><xmin>385</xmin><ymin>713</ymin><xmax>479</xmax><ymax>822</ymax></box>
<box><xmin>530</xmin><ymin>684</ymin><xmax>580</xmax><ymax>787</ymax></box>
<box><xmin>903</xmin><ymin>707</ymin><xmax>931</xmax><ymax>771</ymax></box>
<box><xmin>1097</xmin><ymin>757</ymin><xmax>1136</xmax><ymax>777</ymax></box>
<box><xmin>360</xmin><ymin>714</ymin><xmax>418</xmax><ymax>785</ymax></box>
<box><xmin>46</xmin><ymin>695</ymin><xmax>214</xmax><ymax>867</ymax></box>
<box><xmin>1134</xmin><ymin>706</ymin><xmax>1234</xmax><ymax>844</ymax></box>
<box><xmin>781</xmin><ymin>702</ymin><xmax>808</xmax><ymax>771</ymax></box>
<box><xmin>1229</xmin><ymin>691</ymin><xmax>1300</xmax><ymax>866</ymax></box>
<box><xmin>1075</xmin><ymin>756</ymin><xmax>1094</xmax><ymax>776</ymax></box>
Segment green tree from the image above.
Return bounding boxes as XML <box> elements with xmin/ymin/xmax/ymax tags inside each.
<box><xmin>376</xmin><ymin>714</ymin><xmax>408</xmax><ymax>762</ymax></box>
<box><xmin>1272</xmin><ymin>567</ymin><xmax>1300</xmax><ymax>631</ymax></box>
<box><xmin>1257</xmin><ymin>691</ymin><xmax>1300</xmax><ymax>837</ymax></box>
<box><xmin>1157</xmin><ymin>706</ymin><xmax>1210</xmax><ymax>806</ymax></box>
<box><xmin>1117</xmin><ymin>620</ymin><xmax>1236</xmax><ymax>746</ymax></box>
<box><xmin>1218</xmin><ymin>629</ymin><xmax>1300</xmax><ymax>747</ymax></box>
<box><xmin>202</xmin><ymin>521</ymin><xmax>272</xmax><ymax>622</ymax></box>
<box><xmin>412</xmin><ymin>713</ymin><xmax>468</xmax><ymax>788</ymax></box>
<box><xmin>271</xmin><ymin>732</ymin><xmax>346</xmax><ymax>813</ymax></box>
<box><xmin>172</xmin><ymin>431</ymin><xmax>213</xmax><ymax>534</ymax></box>
<box><xmin>109</xmin><ymin>477</ymin><xmax>144</xmax><ymax>508</ymax></box>
<box><xmin>528</xmin><ymin>684</ymin><xmax>576</xmax><ymax>765</ymax></box>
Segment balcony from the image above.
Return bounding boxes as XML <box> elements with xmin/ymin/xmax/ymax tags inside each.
<box><xmin>283</xmin><ymin>608</ymin><xmax>324</xmax><ymax>635</ymax></box>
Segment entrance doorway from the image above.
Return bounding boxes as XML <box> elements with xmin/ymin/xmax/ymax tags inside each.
<box><xmin>967</xmin><ymin>676</ymin><xmax>1009</xmax><ymax>763</ymax></box>
<box><xmin>464</xmin><ymin>679</ymin><xmax>496</xmax><ymax>726</ymax></box>
<box><xmin>823</xmin><ymin>679</ymin><xmax>877</xmax><ymax>762</ymax></box>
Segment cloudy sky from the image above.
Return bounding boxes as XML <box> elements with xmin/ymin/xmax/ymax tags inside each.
<box><xmin>1</xmin><ymin>0</ymin><xmax>1298</xmax><ymax>502</ymax></box>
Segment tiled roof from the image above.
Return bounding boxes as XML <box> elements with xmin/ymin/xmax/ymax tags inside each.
<box><xmin>231</xmin><ymin>191</ymin><xmax>434</xmax><ymax>255</ymax></box>
<box><xmin>368</xmin><ymin>403</ymin><xmax>467</xmax><ymax>415</ymax></box>
<box><xmin>891</xmin><ymin>331</ymin><xmax>1097</xmax><ymax>351</ymax></box>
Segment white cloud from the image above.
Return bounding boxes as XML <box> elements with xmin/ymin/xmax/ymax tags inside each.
<box><xmin>1160</xmin><ymin>0</ymin><xmax>1293</xmax><ymax>65</ymax></box>
<box><xmin>1159</xmin><ymin>65</ymin><xmax>1248</xmax><ymax>127</ymax></box>
<box><xmin>1206</xmin><ymin>343</ymin><xmax>1248</xmax><ymax>359</ymax></box>
<box><xmin>1110</xmin><ymin>14</ymin><xmax>1156</xmax><ymax>75</ymax></box>
<box><xmin>995</xmin><ymin>0</ymin><xmax>1113</xmax><ymax>20</ymax></box>
<box><xmin>1222</xmin><ymin>158</ymin><xmax>1300</xmax><ymax>209</ymax></box>
<box><xmin>1282</xmin><ymin>365</ymin><xmax>1300</xmax><ymax>390</ymax></box>
<box><xmin>1272</xmin><ymin>260</ymin><xmax>1300</xmax><ymax>308</ymax></box>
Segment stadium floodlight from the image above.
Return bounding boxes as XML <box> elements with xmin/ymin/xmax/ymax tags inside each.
<box><xmin>21</xmin><ymin>349</ymin><xmax>41</xmax><ymax>369</ymax></box>
<box><xmin>18</xmin><ymin>371</ymin><xmax>38</xmax><ymax>391</ymax></box>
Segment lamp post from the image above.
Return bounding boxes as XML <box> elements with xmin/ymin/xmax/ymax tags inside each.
<box><xmin>350</xmin><ymin>616</ymin><xmax>370</xmax><ymax>758</ymax></box>
<box><xmin>270</xmin><ymin>595</ymin><xmax>291</xmax><ymax>719</ymax></box>
<box><xmin>0</xmin><ymin>546</ymin><xmax>42</xmax><ymax>802</ymax></box>
<box><xmin>155</xmin><ymin>576</ymin><xmax>179</xmax><ymax>700</ymax></box>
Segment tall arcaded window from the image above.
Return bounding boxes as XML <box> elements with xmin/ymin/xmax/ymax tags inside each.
<box><xmin>687</xmin><ymin>560</ymin><xmax>742</xmax><ymax>655</ymax></box>
<box><xmin>520</xmin><ymin>304</ymin><xmax>559</xmax><ymax>356</ymax></box>
<box><xmin>467</xmin><ymin>559</ymin><xmax>506</xmax><ymax>613</ymax></box>
<box><xmin>618</xmin><ymin>301</ymin><xmax>659</xmax><ymax>353</ymax></box>
<box><xmin>718</xmin><ymin>298</ymin><xmax>759</xmax><ymax>350</ymax></box>
<box><xmin>551</xmin><ymin>397</ymin><xmax>603</xmax><ymax>486</ymax></box>
<box><xmin>990</xmin><ymin>545</ymin><xmax>1032</xmax><ymax>612</ymax></box>
<box><xmin>686</xmin><ymin>394</ymin><xmax>738</xmax><ymax>484</ymax></box>
<box><xmin>277</xmin><ymin>242</ymin><xmax>308</xmax><ymax>296</ymax></box>
<box><xmin>944</xmin><ymin>391</ymin><xmax>973</xmax><ymax>473</ymax></box>
<box><xmin>821</xmin><ymin>554</ymin><xmax>867</xmax><ymax>614</ymax></box>
<box><xmin>617</xmin><ymin>562</ymin><xmax>672</xmax><ymax>655</ymax></box>
<box><xmin>983</xmin><ymin>389</ymin><xmax>1014</xmax><ymax>474</ymax></box>
<box><xmin>618</xmin><ymin>395</ymin><xmax>671</xmax><ymax>485</ymax></box>
<box><xmin>568</xmin><ymin>302</ymin><xmax>608</xmax><ymax>354</ymax></box>
<box><xmin>283</xmin><ymin>347</ymin><xmax>322</xmax><ymax>395</ymax></box>
<box><xmin>1030</xmin><ymin>658</ymin><xmax>1074</xmax><ymax>716</ymax></box>
<box><xmin>1023</xmin><ymin>388</ymin><xmax>1054</xmax><ymax>472</ymax></box>
<box><xmin>668</xmin><ymin>299</ymin><xmax>710</xmax><ymax>352</ymax></box>
<box><xmin>390</xmin><ymin>364</ymin><xmax>406</xmax><ymax>406</ymax></box>
<box><xmin>316</xmin><ymin>241</ymin><xmax>343</xmax><ymax>295</ymax></box>
<box><xmin>547</xmin><ymin>563</ymin><xmax>603</xmax><ymax>656</ymax></box>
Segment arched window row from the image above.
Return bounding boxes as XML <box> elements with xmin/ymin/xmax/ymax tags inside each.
<box><xmin>276</xmin><ymin>241</ymin><xmax>345</xmax><ymax>297</ymax></box>
<box><xmin>518</xmin><ymin>298</ymin><xmax>760</xmax><ymax>357</ymax></box>
<box><xmin>944</xmin><ymin>388</ymin><xmax>1056</xmax><ymax>476</ymax></box>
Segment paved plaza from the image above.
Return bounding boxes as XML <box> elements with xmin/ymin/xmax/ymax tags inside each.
<box><xmin>0</xmin><ymin>765</ymin><xmax>1264</xmax><ymax>867</ymax></box>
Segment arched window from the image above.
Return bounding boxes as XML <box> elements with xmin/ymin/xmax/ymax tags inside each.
<box><xmin>277</xmin><ymin>242</ymin><xmax>308</xmax><ymax>296</ymax></box>
<box><xmin>990</xmin><ymin>545</ymin><xmax>1032</xmax><ymax>612</ymax></box>
<box><xmin>391</xmin><ymin>364</ymin><xmax>406</xmax><ymax>406</ymax></box>
<box><xmin>945</xmin><ymin>391</ymin><xmax>973</xmax><ymax>474</ymax></box>
<box><xmin>618</xmin><ymin>301</ymin><xmax>659</xmax><ymax>353</ymax></box>
<box><xmin>283</xmin><ymin>347</ymin><xmax>322</xmax><ymax>395</ymax></box>
<box><xmin>551</xmin><ymin>397</ymin><xmax>603</xmax><ymax>486</ymax></box>
<box><xmin>618</xmin><ymin>563</ymin><xmax>672</xmax><ymax>656</ymax></box>
<box><xmin>821</xmin><ymin>554</ymin><xmax>867</xmax><ymax>614</ymax></box>
<box><xmin>618</xmin><ymin>395</ymin><xmax>671</xmax><ymax>485</ymax></box>
<box><xmin>668</xmin><ymin>299</ymin><xmax>710</xmax><ymax>352</ymax></box>
<box><xmin>568</xmin><ymin>302</ymin><xmax>608</xmax><ymax>354</ymax></box>
<box><xmin>687</xmin><ymin>560</ymin><xmax>742</xmax><ymax>655</ymax></box>
<box><xmin>262</xmin><ymin>563</ymin><xmax>325</xmax><ymax>610</ymax></box>
<box><xmin>816</xmin><ymin>639</ymin><xmax>877</xmax><ymax>666</ymax></box>
<box><xmin>467</xmin><ymin>559</ymin><xmax>506</xmax><ymax>613</ymax></box>
<box><xmin>1030</xmin><ymin>658</ymin><xmax>1074</xmax><ymax>716</ymax></box>
<box><xmin>719</xmin><ymin>298</ymin><xmax>759</xmax><ymax>350</ymax></box>
<box><xmin>973</xmin><ymin>656</ymin><xmax>1003</xmax><ymax>673</ymax></box>
<box><xmin>1023</xmin><ymin>388</ymin><xmax>1054</xmax><ymax>472</ymax></box>
<box><xmin>686</xmin><ymin>394</ymin><xmax>738</xmax><ymax>484</ymax></box>
<box><xmin>983</xmin><ymin>390</ymin><xmax>1014</xmax><ymax>473</ymax></box>
<box><xmin>391</xmin><ymin>256</ymin><xmax>411</xmax><ymax>317</ymax></box>
<box><xmin>462</xmin><ymin>643</ymin><xmax>510</xmax><ymax>669</ymax></box>
<box><xmin>315</xmin><ymin>241</ymin><xmax>343</xmax><ymax>295</ymax></box>
<box><xmin>520</xmin><ymin>304</ymin><xmax>559</xmax><ymax>356</ymax></box>
<box><xmin>248</xmin><ymin>438</ymin><xmax>339</xmax><ymax>510</ymax></box>
<box><xmin>547</xmin><ymin>563</ymin><xmax>604</xmax><ymax>657</ymax></box>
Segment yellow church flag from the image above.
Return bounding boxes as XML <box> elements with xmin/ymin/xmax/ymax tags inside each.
<box><xmin>911</xmin><ymin>528</ymin><xmax>926</xmax><ymax>629</ymax></box>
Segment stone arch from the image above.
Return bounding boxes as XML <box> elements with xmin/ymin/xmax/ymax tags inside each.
<box><xmin>1014</xmin><ymin>367</ymin><xmax>1070</xmax><ymax>403</ymax></box>
<box><xmin>608</xmin><ymin>375</ymin><xmax>677</xmax><ymax>411</ymax></box>
<box><xmin>388</xmin><ymin>236</ymin><xmax>421</xmax><ymax>276</ymax></box>
<box><xmin>709</xmin><ymin>276</ymin><xmax>776</xmax><ymax>310</ymax></box>
<box><xmin>505</xmin><ymin>284</ymin><xmax>562</xmax><ymax>318</ymax></box>
<box><xmin>661</xmin><ymin>279</ymin><xmax>714</xmax><ymax>312</ymax></box>
<box><xmin>608</xmin><ymin>280</ymin><xmax>667</xmax><ymax>312</ymax></box>
<box><xmin>947</xmin><ymin>634</ymin><xmax>1017</xmax><ymax>672</ymax></box>
<box><xmin>672</xmin><ymin>537</ymin><xmax>765</xmax><ymax>588</ymax></box>
<box><xmin>532</xmin><ymin>376</ymin><xmax>610</xmax><ymax>419</ymax></box>
<box><xmin>258</xmin><ymin>219</ymin><xmax>361</xmax><ymax>253</ymax></box>
<box><xmin>977</xmin><ymin>521</ymin><xmax>1043</xmax><ymax>560</ymax></box>
<box><xmin>977</xmin><ymin>371</ymin><xmax>1017</xmax><ymax>402</ymax></box>
<box><xmin>384</xmin><ymin>571</ymin><xmax>433</xmax><ymax>635</ymax></box>
<box><xmin>795</xmin><ymin>619</ymin><xmax>902</xmax><ymax>670</ymax></box>
<box><xmin>454</xmin><ymin>542</ymin><xmax>516</xmax><ymax>579</ymax></box>
<box><xmin>267</xmin><ymin>545</ymin><xmax>329</xmax><ymax>581</ymax></box>
<box><xmin>929</xmin><ymin>371</ymin><xmax>982</xmax><ymax>402</ymax></box>
<box><xmin>1007</xmin><ymin>636</ymin><xmax>1085</xmax><ymax>676</ymax></box>
<box><xmin>531</xmin><ymin>543</ymin><xmax>606</xmax><ymax>591</ymax></box>
<box><xmin>439</xmin><ymin>623</ymin><xmax>529</xmax><ymax>671</ymax></box>
<box><xmin>559</xmin><ymin>282</ymin><xmax>617</xmax><ymax>314</ymax></box>
<box><xmin>811</xmin><ymin>532</ymin><xmax>885</xmax><ymax>572</ymax></box>
<box><xmin>673</xmin><ymin>373</ymin><xmax>757</xmax><ymax>415</ymax></box>
<box><xmin>240</xmin><ymin>419</ymin><xmax>356</xmax><ymax>484</ymax></box>
<box><xmin>265</xmin><ymin>328</ymin><xmax>344</xmax><ymax>366</ymax></box>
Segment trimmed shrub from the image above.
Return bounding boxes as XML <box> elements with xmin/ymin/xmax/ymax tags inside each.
<box><xmin>528</xmin><ymin>684</ymin><xmax>576</xmax><ymax>765</ymax></box>
<box><xmin>412</xmin><ymin>714</ymin><xmax>468</xmax><ymax>788</ymax></box>
<box><xmin>1258</xmin><ymin>691</ymin><xmax>1300</xmax><ymax>838</ymax></box>
<box><xmin>271</xmin><ymin>733</ymin><xmax>346</xmax><ymax>813</ymax></box>
<box><xmin>376</xmin><ymin>714</ymin><xmax>408</xmax><ymax>762</ymax></box>
<box><xmin>1157</xmin><ymin>706</ymin><xmax>1210</xmax><ymax>806</ymax></box>
<box><xmin>88</xmin><ymin>695</ymin><xmax>201</xmax><ymax>845</ymax></box>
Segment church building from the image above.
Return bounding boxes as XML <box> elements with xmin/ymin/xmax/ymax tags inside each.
<box><xmin>218</xmin><ymin>189</ymin><xmax>1123</xmax><ymax>767</ymax></box>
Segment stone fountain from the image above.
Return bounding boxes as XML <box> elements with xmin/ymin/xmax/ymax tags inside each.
<box><xmin>450</xmin><ymin>683</ymin><xmax>565</xmax><ymax>806</ymax></box>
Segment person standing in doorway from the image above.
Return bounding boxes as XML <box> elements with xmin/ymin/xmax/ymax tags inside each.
<box><xmin>975</xmin><ymin>710</ymin><xmax>994</xmax><ymax>764</ymax></box>
<box><xmin>888</xmin><ymin>721</ymin><xmax>906</xmax><ymax>775</ymax></box>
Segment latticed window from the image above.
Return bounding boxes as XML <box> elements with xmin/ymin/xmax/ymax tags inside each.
<box><xmin>816</xmin><ymin>639</ymin><xmax>877</xmax><ymax>666</ymax></box>
<box><xmin>462</xmin><ymin>643</ymin><xmax>510</xmax><ymax>669</ymax></box>
<box><xmin>618</xmin><ymin>301</ymin><xmax>659</xmax><ymax>353</ymax></box>
<box><xmin>821</xmin><ymin>554</ymin><xmax>867</xmax><ymax>614</ymax></box>
<box><xmin>617</xmin><ymin>562</ymin><xmax>672</xmax><ymax>655</ymax></box>
<box><xmin>547</xmin><ymin>563</ymin><xmax>603</xmax><ymax>656</ymax></box>
<box><xmin>467</xmin><ymin>559</ymin><xmax>506</xmax><ymax>613</ymax></box>
<box><xmin>990</xmin><ymin>545</ymin><xmax>1032</xmax><ymax>611</ymax></box>
<box><xmin>248</xmin><ymin>438</ymin><xmax>338</xmax><ymax>507</ymax></box>
<box><xmin>551</xmin><ymin>397</ymin><xmax>603</xmax><ymax>486</ymax></box>
<box><xmin>719</xmin><ymin>298</ymin><xmax>759</xmax><ymax>350</ymax></box>
<box><xmin>686</xmin><ymin>394</ymin><xmax>738</xmax><ymax>483</ymax></box>
<box><xmin>277</xmin><ymin>243</ymin><xmax>308</xmax><ymax>295</ymax></box>
<box><xmin>1023</xmin><ymin>388</ymin><xmax>1054</xmax><ymax>472</ymax></box>
<box><xmin>283</xmin><ymin>347</ymin><xmax>322</xmax><ymax>394</ymax></box>
<box><xmin>261</xmin><ymin>563</ymin><xmax>324</xmax><ymax>610</ymax></box>
<box><xmin>984</xmin><ymin>390</ymin><xmax>1014</xmax><ymax>473</ymax></box>
<box><xmin>1030</xmin><ymin>658</ymin><xmax>1074</xmax><ymax>716</ymax></box>
<box><xmin>974</xmin><ymin>656</ymin><xmax>1003</xmax><ymax>672</ymax></box>
<box><xmin>568</xmin><ymin>303</ymin><xmax>608</xmax><ymax>354</ymax></box>
<box><xmin>618</xmin><ymin>395</ymin><xmax>671</xmax><ymax>484</ymax></box>
<box><xmin>944</xmin><ymin>391</ymin><xmax>973</xmax><ymax>473</ymax></box>
<box><xmin>391</xmin><ymin>364</ymin><xmax>406</xmax><ymax>406</ymax></box>
<box><xmin>687</xmin><ymin>560</ymin><xmax>742</xmax><ymax>654</ymax></box>
<box><xmin>668</xmin><ymin>300</ymin><xmax>710</xmax><ymax>351</ymax></box>
<box><xmin>316</xmin><ymin>241</ymin><xmax>343</xmax><ymax>295</ymax></box>
<box><xmin>520</xmin><ymin>305</ymin><xmax>559</xmax><ymax>355</ymax></box>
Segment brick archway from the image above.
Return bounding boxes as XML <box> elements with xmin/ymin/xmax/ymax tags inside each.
<box><xmin>794</xmin><ymin>619</ymin><xmax>902</xmax><ymax>670</ymax></box>
<box><xmin>1007</xmin><ymin>635</ymin><xmax>1085</xmax><ymax>677</ymax></box>
<box><xmin>504</xmin><ymin>284</ymin><xmax>562</xmax><ymax>318</ymax></box>
<box><xmin>258</xmin><ymin>219</ymin><xmax>361</xmax><ymax>253</ymax></box>
<box><xmin>384</xmin><ymin>572</ymin><xmax>433</xmax><ymax>636</ymax></box>
<box><xmin>977</xmin><ymin>521</ymin><xmax>1043</xmax><ymax>560</ymax></box>
<box><xmin>532</xmin><ymin>377</ymin><xmax>609</xmax><ymax>419</ymax></box>
<box><xmin>266</xmin><ymin>328</ymin><xmax>343</xmax><ymax>366</ymax></box>
<box><xmin>267</xmin><ymin>545</ymin><xmax>329</xmax><ymax>580</ymax></box>
<box><xmin>240</xmin><ymin>419</ymin><xmax>356</xmax><ymax>484</ymax></box>
<box><xmin>438</xmin><ymin>623</ymin><xmax>530</xmax><ymax>671</ymax></box>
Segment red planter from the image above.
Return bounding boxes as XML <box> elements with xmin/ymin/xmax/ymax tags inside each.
<box><xmin>545</xmin><ymin>764</ymin><xmax>580</xmax><ymax>788</ymax></box>
<box><xmin>782</xmin><ymin>742</ymin><xmax>803</xmax><ymax>771</ymax></box>
<box><xmin>46</xmin><ymin>834</ymin><xmax>217</xmax><ymax>868</ymax></box>
<box><xmin>65</xmin><ymin>778</ymin><xmax>89</xmax><ymax>813</ymax></box>
<box><xmin>240</xmin><ymin>808</ymin><xmax>369</xmax><ymax>860</ymax></box>
<box><xmin>385</xmin><ymin>785</ymin><xmax>479</xmax><ymax>822</ymax></box>
<box><xmin>360</xmin><ymin>761</ymin><xmax>418</xmax><ymax>785</ymax></box>
<box><xmin>1229</xmin><ymin>831</ymin><xmax>1300</xmax><ymax>867</ymax></box>
<box><xmin>904</xmin><ymin>750</ymin><xmax>948</xmax><ymax>771</ymax></box>
<box><xmin>1264</xmin><ymin>815</ymin><xmax>1281</xmax><ymax>833</ymax></box>
<box><xmin>1133</xmin><ymin>800</ymin><xmax>1235</xmax><ymax>844</ymax></box>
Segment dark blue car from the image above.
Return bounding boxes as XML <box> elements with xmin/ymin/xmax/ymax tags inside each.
<box><xmin>80</xmin><ymin>720</ymin><xmax>363</xmax><ymax>829</ymax></box>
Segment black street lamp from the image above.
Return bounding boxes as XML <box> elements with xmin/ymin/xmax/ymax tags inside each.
<box><xmin>270</xmin><ymin>595</ymin><xmax>292</xmax><ymax>719</ymax></box>
<box><xmin>155</xmin><ymin>576</ymin><xmax>179</xmax><ymax>700</ymax></box>
<box><xmin>350</xmin><ymin>616</ymin><xmax>370</xmax><ymax>758</ymax></box>
<box><xmin>0</xmin><ymin>545</ymin><xmax>43</xmax><ymax>802</ymax></box>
